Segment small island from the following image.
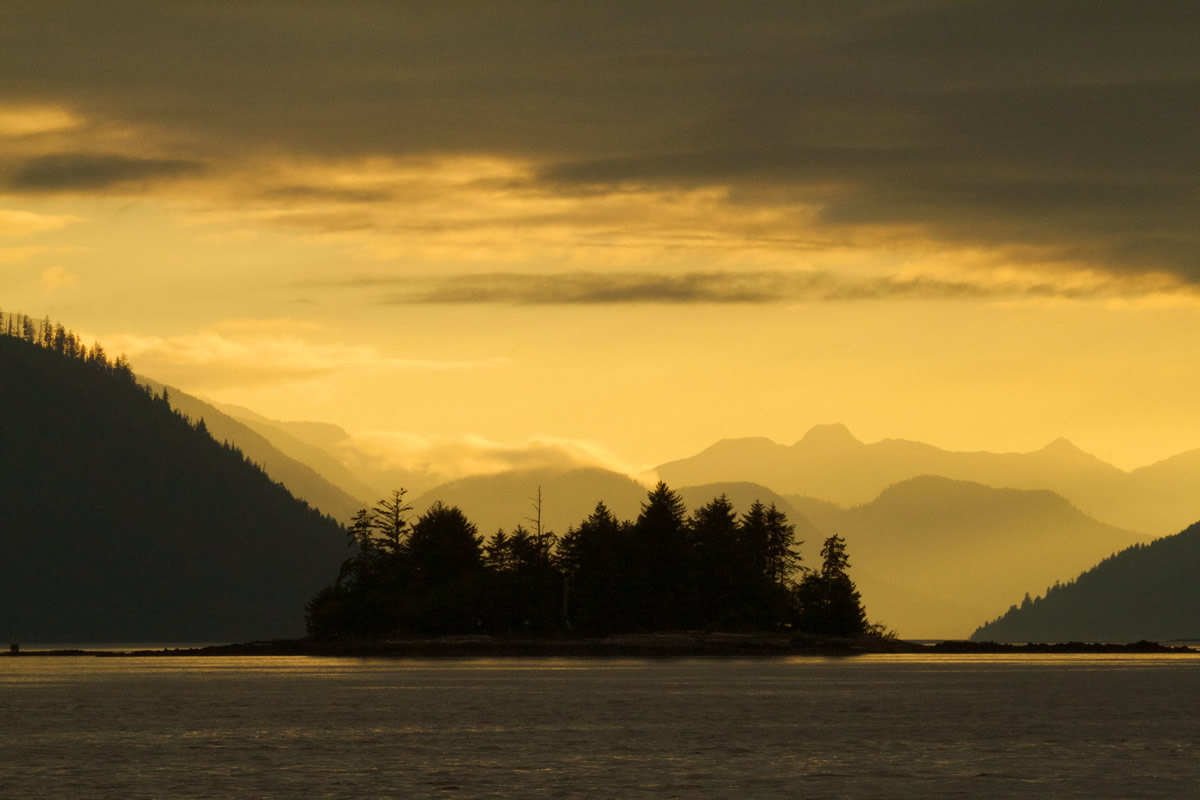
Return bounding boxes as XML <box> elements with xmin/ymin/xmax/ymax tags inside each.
<box><xmin>302</xmin><ymin>486</ymin><xmax>885</xmax><ymax>647</ymax></box>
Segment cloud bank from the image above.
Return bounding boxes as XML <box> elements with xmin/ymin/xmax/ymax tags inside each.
<box><xmin>2</xmin><ymin>2</ymin><xmax>1197</xmax><ymax>285</ymax></box>
<box><xmin>6</xmin><ymin>153</ymin><xmax>203</xmax><ymax>192</ymax></box>
<box><xmin>321</xmin><ymin>269</ymin><xmax>1197</xmax><ymax>307</ymax></box>
<box><xmin>344</xmin><ymin>430</ymin><xmax>652</xmax><ymax>490</ymax></box>
<box><xmin>103</xmin><ymin>326</ymin><xmax>510</xmax><ymax>390</ymax></box>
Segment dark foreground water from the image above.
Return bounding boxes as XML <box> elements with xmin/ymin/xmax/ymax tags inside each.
<box><xmin>2</xmin><ymin>654</ymin><xmax>1199</xmax><ymax>798</ymax></box>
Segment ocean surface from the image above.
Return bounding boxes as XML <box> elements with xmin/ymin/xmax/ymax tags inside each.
<box><xmin>2</xmin><ymin>653</ymin><xmax>1198</xmax><ymax>798</ymax></box>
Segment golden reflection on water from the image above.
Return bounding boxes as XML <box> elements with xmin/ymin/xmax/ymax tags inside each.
<box><xmin>0</xmin><ymin>655</ymin><xmax>668</xmax><ymax>688</ymax></box>
<box><xmin>2</xmin><ymin>651</ymin><xmax>1197</xmax><ymax>687</ymax></box>
<box><xmin>847</xmin><ymin>652</ymin><xmax>1200</xmax><ymax>668</ymax></box>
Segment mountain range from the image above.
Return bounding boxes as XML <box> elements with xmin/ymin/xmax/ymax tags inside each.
<box><xmin>187</xmin><ymin>405</ymin><xmax>1188</xmax><ymax>639</ymax></box>
<box><xmin>790</xmin><ymin>476</ymin><xmax>1144</xmax><ymax>639</ymax></box>
<box><xmin>657</xmin><ymin>424</ymin><xmax>1200</xmax><ymax>537</ymax></box>
<box><xmin>7</xmin><ymin>306</ymin><xmax>1194</xmax><ymax>643</ymax></box>
<box><xmin>59</xmin><ymin>361</ymin><xmax>1195</xmax><ymax>642</ymax></box>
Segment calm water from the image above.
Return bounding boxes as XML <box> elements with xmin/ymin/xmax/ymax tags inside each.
<box><xmin>2</xmin><ymin>654</ymin><xmax>1199</xmax><ymax>798</ymax></box>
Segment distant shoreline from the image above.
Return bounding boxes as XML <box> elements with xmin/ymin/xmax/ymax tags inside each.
<box><xmin>5</xmin><ymin>633</ymin><xmax>1197</xmax><ymax>659</ymax></box>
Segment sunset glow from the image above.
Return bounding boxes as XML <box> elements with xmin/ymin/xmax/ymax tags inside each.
<box><xmin>4</xmin><ymin>3</ymin><xmax>1199</xmax><ymax>473</ymax></box>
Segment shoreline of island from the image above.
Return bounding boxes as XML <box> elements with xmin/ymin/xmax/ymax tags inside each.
<box><xmin>5</xmin><ymin>632</ymin><xmax>1197</xmax><ymax>659</ymax></box>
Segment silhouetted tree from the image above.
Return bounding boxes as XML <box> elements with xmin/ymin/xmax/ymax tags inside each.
<box><xmin>632</xmin><ymin>482</ymin><xmax>692</xmax><ymax>630</ymax></box>
<box><xmin>400</xmin><ymin>502</ymin><xmax>485</xmax><ymax>633</ymax></box>
<box><xmin>737</xmin><ymin>500</ymin><xmax>804</xmax><ymax>628</ymax></box>
<box><xmin>484</xmin><ymin>528</ymin><xmax>517</xmax><ymax>572</ymax></box>
<box><xmin>366</xmin><ymin>489</ymin><xmax>413</xmax><ymax>556</ymax></box>
<box><xmin>793</xmin><ymin>534</ymin><xmax>869</xmax><ymax>636</ymax></box>
<box><xmin>557</xmin><ymin>501</ymin><xmax>637</xmax><ymax>633</ymax></box>
<box><xmin>689</xmin><ymin>494</ymin><xmax>749</xmax><ymax>627</ymax></box>
<box><xmin>408</xmin><ymin>502</ymin><xmax>482</xmax><ymax>581</ymax></box>
<box><xmin>483</xmin><ymin>524</ymin><xmax>562</xmax><ymax>633</ymax></box>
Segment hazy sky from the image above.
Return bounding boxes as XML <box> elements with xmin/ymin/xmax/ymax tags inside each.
<box><xmin>3</xmin><ymin>1</ymin><xmax>1199</xmax><ymax>476</ymax></box>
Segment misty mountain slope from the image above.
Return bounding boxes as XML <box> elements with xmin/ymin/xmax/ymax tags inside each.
<box><xmin>1124</xmin><ymin>449</ymin><xmax>1200</xmax><ymax>536</ymax></box>
<box><xmin>411</xmin><ymin>468</ymin><xmax>652</xmax><ymax>536</ymax></box>
<box><xmin>657</xmin><ymin>426</ymin><xmax>870</xmax><ymax>501</ymax></box>
<box><xmin>140</xmin><ymin>381</ymin><xmax>367</xmax><ymax>523</ymax></box>
<box><xmin>676</xmin><ymin>482</ymin><xmax>821</xmax><ymax>544</ymax></box>
<box><xmin>657</xmin><ymin>425</ymin><xmax>1197</xmax><ymax>535</ymax></box>
<box><xmin>219</xmin><ymin>402</ymin><xmax>440</xmax><ymax>500</ymax></box>
<box><xmin>972</xmin><ymin>520</ymin><xmax>1200</xmax><ymax>643</ymax></box>
<box><xmin>800</xmin><ymin>476</ymin><xmax>1145</xmax><ymax>640</ymax></box>
<box><xmin>785</xmin><ymin>495</ymin><xmax>846</xmax><ymax>534</ymax></box>
<box><xmin>0</xmin><ymin>335</ymin><xmax>346</xmax><ymax>642</ymax></box>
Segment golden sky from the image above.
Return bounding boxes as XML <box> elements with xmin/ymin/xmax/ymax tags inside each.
<box><xmin>3</xmin><ymin>2</ymin><xmax>1199</xmax><ymax>475</ymax></box>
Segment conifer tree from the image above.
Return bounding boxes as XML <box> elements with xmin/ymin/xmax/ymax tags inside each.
<box><xmin>633</xmin><ymin>482</ymin><xmax>692</xmax><ymax>630</ymax></box>
<box><xmin>793</xmin><ymin>534</ymin><xmax>869</xmax><ymax>636</ymax></box>
<box><xmin>689</xmin><ymin>494</ymin><xmax>747</xmax><ymax>627</ymax></box>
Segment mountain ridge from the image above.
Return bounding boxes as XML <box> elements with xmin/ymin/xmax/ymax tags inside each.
<box><xmin>658</xmin><ymin>426</ymin><xmax>1196</xmax><ymax>535</ymax></box>
<box><xmin>0</xmin><ymin>331</ymin><xmax>346</xmax><ymax>642</ymax></box>
<box><xmin>140</xmin><ymin>380</ymin><xmax>367</xmax><ymax>523</ymax></box>
<box><xmin>972</xmin><ymin>519</ymin><xmax>1200</xmax><ymax>642</ymax></box>
<box><xmin>794</xmin><ymin>474</ymin><xmax>1146</xmax><ymax>639</ymax></box>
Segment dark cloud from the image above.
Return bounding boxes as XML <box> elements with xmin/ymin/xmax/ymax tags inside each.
<box><xmin>6</xmin><ymin>153</ymin><xmax>203</xmax><ymax>192</ymax></box>
<box><xmin>261</xmin><ymin>184</ymin><xmax>394</xmax><ymax>204</ymax></box>
<box><xmin>314</xmin><ymin>270</ymin><xmax>1169</xmax><ymax>306</ymax></box>
<box><xmin>405</xmin><ymin>272</ymin><xmax>784</xmax><ymax>304</ymax></box>
<box><xmin>2</xmin><ymin>1</ymin><xmax>1198</xmax><ymax>279</ymax></box>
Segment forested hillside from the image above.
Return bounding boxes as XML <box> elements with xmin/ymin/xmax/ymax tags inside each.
<box><xmin>140</xmin><ymin>379</ymin><xmax>367</xmax><ymax>523</ymax></box>
<box><xmin>0</xmin><ymin>314</ymin><xmax>345</xmax><ymax>642</ymax></box>
<box><xmin>972</xmin><ymin>520</ymin><xmax>1200</xmax><ymax>643</ymax></box>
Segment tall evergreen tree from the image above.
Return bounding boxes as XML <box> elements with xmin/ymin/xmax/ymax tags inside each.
<box><xmin>793</xmin><ymin>534</ymin><xmax>869</xmax><ymax>636</ymax></box>
<box><xmin>407</xmin><ymin>502</ymin><xmax>483</xmax><ymax>584</ymax></box>
<box><xmin>689</xmin><ymin>494</ymin><xmax>748</xmax><ymax>628</ymax></box>
<box><xmin>736</xmin><ymin>500</ymin><xmax>804</xmax><ymax>628</ymax></box>
<box><xmin>483</xmin><ymin>524</ymin><xmax>562</xmax><ymax>633</ymax></box>
<box><xmin>557</xmin><ymin>501</ymin><xmax>635</xmax><ymax>633</ymax></box>
<box><xmin>368</xmin><ymin>488</ymin><xmax>413</xmax><ymax>556</ymax></box>
<box><xmin>397</xmin><ymin>502</ymin><xmax>480</xmax><ymax>633</ymax></box>
<box><xmin>632</xmin><ymin>482</ymin><xmax>691</xmax><ymax>630</ymax></box>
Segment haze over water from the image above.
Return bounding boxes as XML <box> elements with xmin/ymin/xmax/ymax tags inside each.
<box><xmin>4</xmin><ymin>655</ymin><xmax>1199</xmax><ymax>798</ymax></box>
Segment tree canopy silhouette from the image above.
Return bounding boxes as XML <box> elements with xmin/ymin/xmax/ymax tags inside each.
<box><xmin>308</xmin><ymin>483</ymin><xmax>878</xmax><ymax>640</ymax></box>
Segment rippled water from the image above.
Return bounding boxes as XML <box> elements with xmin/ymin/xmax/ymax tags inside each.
<box><xmin>2</xmin><ymin>653</ymin><xmax>1199</xmax><ymax>798</ymax></box>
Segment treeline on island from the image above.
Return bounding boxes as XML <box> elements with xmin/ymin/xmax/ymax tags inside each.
<box><xmin>307</xmin><ymin>486</ymin><xmax>881</xmax><ymax>640</ymax></box>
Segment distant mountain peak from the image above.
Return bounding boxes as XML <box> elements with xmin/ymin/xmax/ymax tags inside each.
<box><xmin>795</xmin><ymin>423</ymin><xmax>862</xmax><ymax>450</ymax></box>
<box><xmin>695</xmin><ymin>436</ymin><xmax>785</xmax><ymax>455</ymax></box>
<box><xmin>1036</xmin><ymin>437</ymin><xmax>1093</xmax><ymax>460</ymax></box>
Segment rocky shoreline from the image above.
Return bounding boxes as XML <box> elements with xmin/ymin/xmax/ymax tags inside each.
<box><xmin>5</xmin><ymin>633</ymin><xmax>1197</xmax><ymax>659</ymax></box>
